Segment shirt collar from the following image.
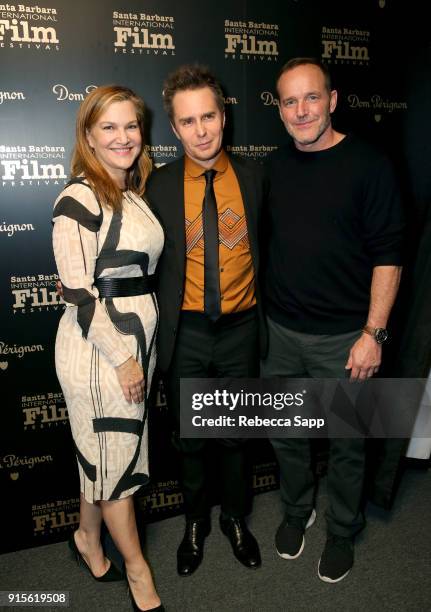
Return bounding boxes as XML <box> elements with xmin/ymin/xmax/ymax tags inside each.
<box><xmin>184</xmin><ymin>149</ymin><xmax>228</xmax><ymax>178</ymax></box>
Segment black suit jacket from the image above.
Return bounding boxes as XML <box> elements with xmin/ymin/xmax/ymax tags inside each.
<box><xmin>146</xmin><ymin>154</ymin><xmax>268</xmax><ymax>372</ymax></box>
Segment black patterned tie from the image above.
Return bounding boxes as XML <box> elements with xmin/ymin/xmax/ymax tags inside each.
<box><xmin>202</xmin><ymin>169</ymin><xmax>221</xmax><ymax>321</ymax></box>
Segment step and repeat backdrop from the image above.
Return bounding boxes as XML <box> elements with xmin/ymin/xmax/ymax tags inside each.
<box><xmin>1</xmin><ymin>0</ymin><xmax>429</xmax><ymax>553</ymax></box>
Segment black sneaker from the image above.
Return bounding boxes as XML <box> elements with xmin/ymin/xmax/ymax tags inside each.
<box><xmin>318</xmin><ymin>534</ymin><xmax>354</xmax><ymax>583</ymax></box>
<box><xmin>275</xmin><ymin>509</ymin><xmax>316</xmax><ymax>559</ymax></box>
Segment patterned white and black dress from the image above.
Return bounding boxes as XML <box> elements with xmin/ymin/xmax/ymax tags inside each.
<box><xmin>53</xmin><ymin>178</ymin><xmax>164</xmax><ymax>503</ymax></box>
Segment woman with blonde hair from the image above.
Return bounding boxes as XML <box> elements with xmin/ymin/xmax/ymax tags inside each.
<box><xmin>53</xmin><ymin>85</ymin><xmax>164</xmax><ymax>611</ymax></box>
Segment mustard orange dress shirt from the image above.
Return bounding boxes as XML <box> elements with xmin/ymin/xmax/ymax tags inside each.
<box><xmin>182</xmin><ymin>150</ymin><xmax>256</xmax><ymax>313</ymax></box>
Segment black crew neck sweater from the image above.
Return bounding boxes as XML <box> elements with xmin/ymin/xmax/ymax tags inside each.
<box><xmin>264</xmin><ymin>134</ymin><xmax>404</xmax><ymax>334</ymax></box>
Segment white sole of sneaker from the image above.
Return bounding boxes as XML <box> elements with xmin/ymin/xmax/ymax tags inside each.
<box><xmin>277</xmin><ymin>537</ymin><xmax>304</xmax><ymax>560</ymax></box>
<box><xmin>317</xmin><ymin>562</ymin><xmax>351</xmax><ymax>583</ymax></box>
<box><xmin>276</xmin><ymin>509</ymin><xmax>317</xmax><ymax>560</ymax></box>
<box><xmin>305</xmin><ymin>508</ymin><xmax>317</xmax><ymax>530</ymax></box>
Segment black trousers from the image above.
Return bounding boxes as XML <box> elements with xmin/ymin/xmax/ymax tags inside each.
<box><xmin>164</xmin><ymin>308</ymin><xmax>259</xmax><ymax>519</ymax></box>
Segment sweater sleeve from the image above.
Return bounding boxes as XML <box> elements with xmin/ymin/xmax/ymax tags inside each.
<box><xmin>361</xmin><ymin>155</ymin><xmax>405</xmax><ymax>266</ymax></box>
<box><xmin>52</xmin><ymin>183</ymin><xmax>132</xmax><ymax>367</ymax></box>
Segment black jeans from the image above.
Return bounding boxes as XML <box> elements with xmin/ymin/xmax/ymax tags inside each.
<box><xmin>261</xmin><ymin>317</ymin><xmax>366</xmax><ymax>538</ymax></box>
<box><xmin>164</xmin><ymin>308</ymin><xmax>259</xmax><ymax>519</ymax></box>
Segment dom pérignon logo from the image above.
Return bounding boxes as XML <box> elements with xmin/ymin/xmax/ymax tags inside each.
<box><xmin>347</xmin><ymin>93</ymin><xmax>407</xmax><ymax>123</ymax></box>
<box><xmin>0</xmin><ymin>221</ymin><xmax>35</xmax><ymax>237</ymax></box>
<box><xmin>0</xmin><ymin>90</ymin><xmax>25</xmax><ymax>104</ymax></box>
<box><xmin>52</xmin><ymin>83</ymin><xmax>97</xmax><ymax>102</ymax></box>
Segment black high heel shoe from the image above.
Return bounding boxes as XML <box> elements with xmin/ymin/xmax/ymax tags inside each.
<box><xmin>127</xmin><ymin>578</ymin><xmax>165</xmax><ymax>611</ymax></box>
<box><xmin>68</xmin><ymin>532</ymin><xmax>124</xmax><ymax>582</ymax></box>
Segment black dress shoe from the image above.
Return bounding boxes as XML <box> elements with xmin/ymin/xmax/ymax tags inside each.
<box><xmin>177</xmin><ymin>518</ymin><xmax>211</xmax><ymax>577</ymax></box>
<box><xmin>68</xmin><ymin>533</ymin><xmax>124</xmax><ymax>582</ymax></box>
<box><xmin>219</xmin><ymin>517</ymin><xmax>261</xmax><ymax>569</ymax></box>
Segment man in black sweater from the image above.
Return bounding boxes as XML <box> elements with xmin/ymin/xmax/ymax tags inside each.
<box><xmin>262</xmin><ymin>58</ymin><xmax>404</xmax><ymax>582</ymax></box>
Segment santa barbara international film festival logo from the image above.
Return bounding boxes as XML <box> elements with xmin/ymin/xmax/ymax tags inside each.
<box><xmin>321</xmin><ymin>25</ymin><xmax>370</xmax><ymax>65</ymax></box>
<box><xmin>252</xmin><ymin>463</ymin><xmax>277</xmax><ymax>492</ymax></box>
<box><xmin>1</xmin><ymin>144</ymin><xmax>67</xmax><ymax>188</ymax></box>
<box><xmin>226</xmin><ymin>144</ymin><xmax>278</xmax><ymax>160</ymax></box>
<box><xmin>224</xmin><ymin>18</ymin><xmax>279</xmax><ymax>61</ymax></box>
<box><xmin>0</xmin><ymin>3</ymin><xmax>60</xmax><ymax>51</ymax></box>
<box><xmin>112</xmin><ymin>8</ymin><xmax>175</xmax><ymax>55</ymax></box>
<box><xmin>10</xmin><ymin>272</ymin><xmax>64</xmax><ymax>314</ymax></box>
<box><xmin>146</xmin><ymin>144</ymin><xmax>178</xmax><ymax>168</ymax></box>
<box><xmin>32</xmin><ymin>497</ymin><xmax>79</xmax><ymax>536</ymax></box>
<box><xmin>347</xmin><ymin>93</ymin><xmax>407</xmax><ymax>123</ymax></box>
<box><xmin>137</xmin><ymin>481</ymin><xmax>183</xmax><ymax>515</ymax></box>
<box><xmin>22</xmin><ymin>390</ymin><xmax>68</xmax><ymax>431</ymax></box>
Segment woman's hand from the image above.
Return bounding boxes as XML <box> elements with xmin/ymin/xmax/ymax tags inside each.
<box><xmin>56</xmin><ymin>280</ymin><xmax>64</xmax><ymax>299</ymax></box>
<box><xmin>115</xmin><ymin>357</ymin><xmax>145</xmax><ymax>404</ymax></box>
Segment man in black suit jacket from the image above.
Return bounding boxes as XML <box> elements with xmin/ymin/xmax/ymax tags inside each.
<box><xmin>146</xmin><ymin>65</ymin><xmax>267</xmax><ymax>576</ymax></box>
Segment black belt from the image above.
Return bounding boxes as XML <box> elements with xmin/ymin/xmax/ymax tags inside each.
<box><xmin>95</xmin><ymin>276</ymin><xmax>155</xmax><ymax>298</ymax></box>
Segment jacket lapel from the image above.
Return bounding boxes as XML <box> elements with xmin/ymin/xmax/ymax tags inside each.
<box><xmin>229</xmin><ymin>155</ymin><xmax>259</xmax><ymax>272</ymax></box>
<box><xmin>167</xmin><ymin>157</ymin><xmax>186</xmax><ymax>279</ymax></box>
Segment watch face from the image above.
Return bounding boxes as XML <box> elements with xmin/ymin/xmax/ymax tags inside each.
<box><xmin>375</xmin><ymin>328</ymin><xmax>388</xmax><ymax>344</ymax></box>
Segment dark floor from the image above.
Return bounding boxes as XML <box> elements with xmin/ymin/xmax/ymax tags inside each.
<box><xmin>1</xmin><ymin>467</ymin><xmax>430</xmax><ymax>612</ymax></box>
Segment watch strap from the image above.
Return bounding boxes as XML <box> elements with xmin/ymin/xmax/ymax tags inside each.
<box><xmin>362</xmin><ymin>325</ymin><xmax>388</xmax><ymax>344</ymax></box>
<box><xmin>362</xmin><ymin>325</ymin><xmax>377</xmax><ymax>338</ymax></box>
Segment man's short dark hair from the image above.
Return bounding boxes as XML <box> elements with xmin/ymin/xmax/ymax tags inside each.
<box><xmin>162</xmin><ymin>64</ymin><xmax>225</xmax><ymax>122</ymax></box>
<box><xmin>276</xmin><ymin>57</ymin><xmax>332</xmax><ymax>95</ymax></box>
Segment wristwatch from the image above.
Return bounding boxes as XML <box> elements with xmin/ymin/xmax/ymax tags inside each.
<box><xmin>362</xmin><ymin>325</ymin><xmax>388</xmax><ymax>344</ymax></box>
